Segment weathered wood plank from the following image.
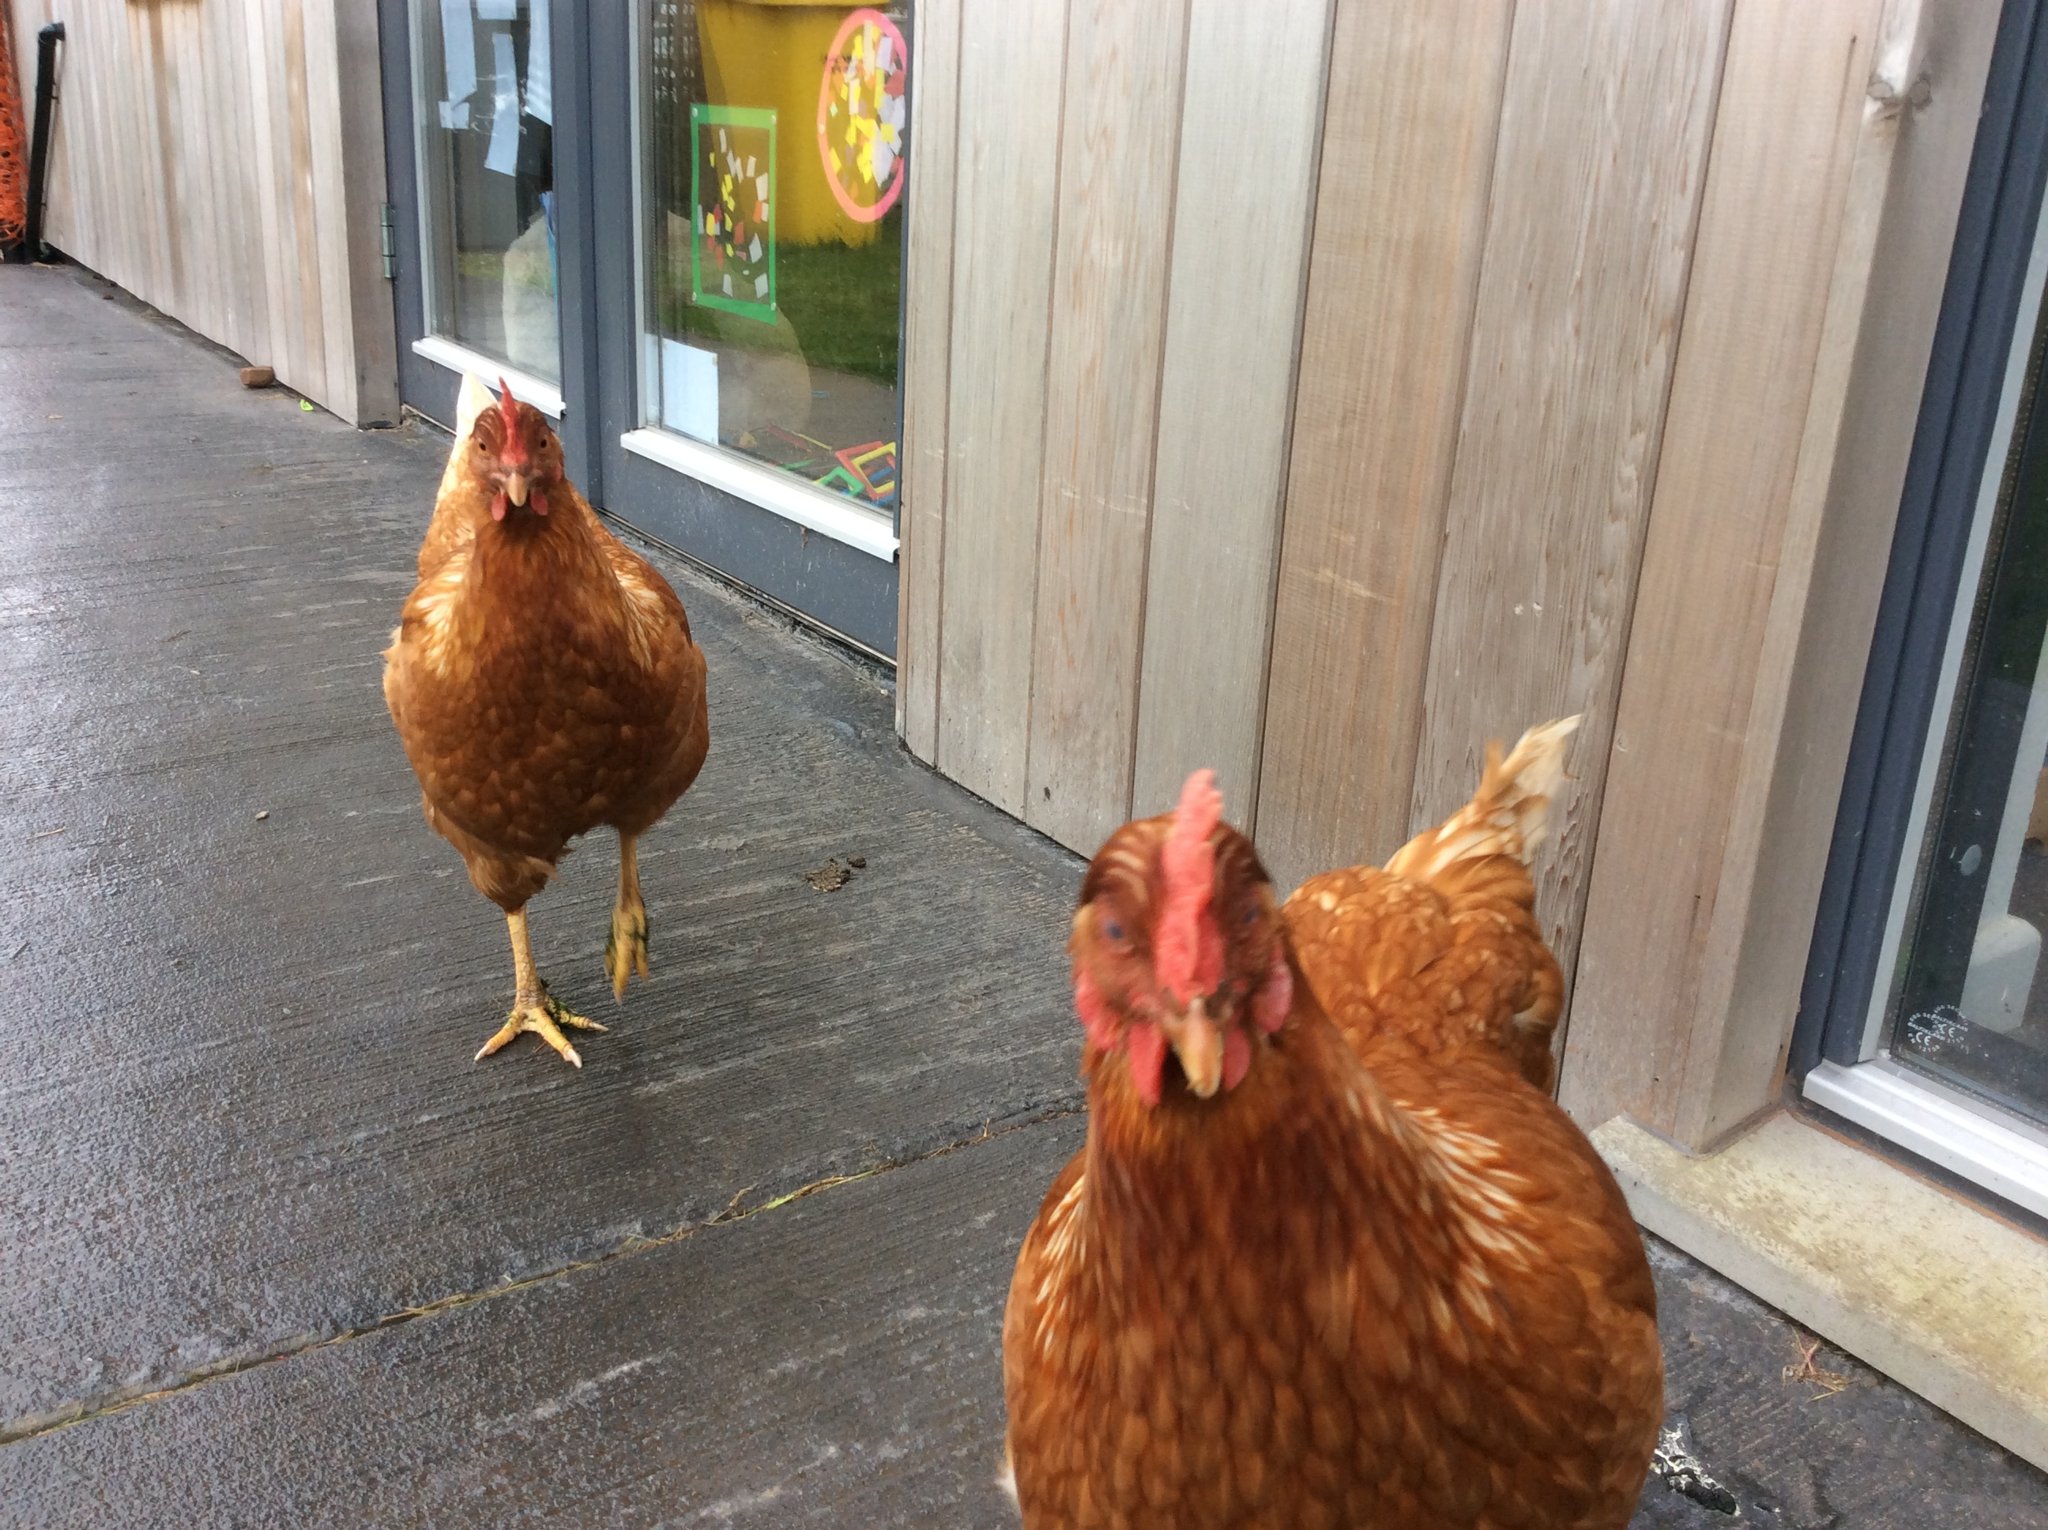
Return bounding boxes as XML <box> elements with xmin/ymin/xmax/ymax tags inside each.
<box><xmin>1577</xmin><ymin>0</ymin><xmax>2002</xmax><ymax>1148</ymax></box>
<box><xmin>171</xmin><ymin>0</ymin><xmax>223</xmax><ymax>342</ymax></box>
<box><xmin>1410</xmin><ymin>0</ymin><xmax>1730</xmax><ymax>994</ymax></box>
<box><xmin>1563</xmin><ymin>0</ymin><xmax>1886</xmax><ymax>1134</ymax></box>
<box><xmin>242</xmin><ymin>0</ymin><xmax>294</xmax><ymax>377</ymax></box>
<box><xmin>201</xmin><ymin>0</ymin><xmax>263</xmax><ymax>364</ymax></box>
<box><xmin>278</xmin><ymin>0</ymin><xmax>330</xmax><ymax>401</ymax></box>
<box><xmin>329</xmin><ymin>0</ymin><xmax>401</xmax><ymax>425</ymax></box>
<box><xmin>1130</xmin><ymin>0</ymin><xmax>1334</xmax><ymax>826</ymax></box>
<box><xmin>1254</xmin><ymin>2</ymin><xmax>1516</xmax><ymax>890</ymax></box>
<box><xmin>256</xmin><ymin>0</ymin><xmax>311</xmax><ymax>390</ymax></box>
<box><xmin>935</xmin><ymin>0</ymin><xmax>1071</xmax><ymax>813</ymax></box>
<box><xmin>1022</xmin><ymin>0</ymin><xmax>1194</xmax><ymax>852</ymax></box>
<box><xmin>126</xmin><ymin>0</ymin><xmax>177</xmax><ymax>306</ymax></box>
<box><xmin>898</xmin><ymin>0</ymin><xmax>964</xmax><ymax>758</ymax></box>
<box><xmin>302</xmin><ymin>0</ymin><xmax>357</xmax><ymax>419</ymax></box>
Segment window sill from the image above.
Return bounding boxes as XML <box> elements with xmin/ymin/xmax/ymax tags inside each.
<box><xmin>1593</xmin><ymin>1111</ymin><xmax>2048</xmax><ymax>1472</ymax></box>
<box><xmin>411</xmin><ymin>336</ymin><xmax>565</xmax><ymax>420</ymax></box>
<box><xmin>619</xmin><ymin>428</ymin><xmax>899</xmax><ymax>564</ymax></box>
<box><xmin>1803</xmin><ymin>1057</ymin><xmax>2048</xmax><ymax>1222</ymax></box>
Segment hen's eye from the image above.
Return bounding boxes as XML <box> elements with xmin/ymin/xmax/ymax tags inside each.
<box><xmin>1101</xmin><ymin>916</ymin><xmax>1126</xmax><ymax>944</ymax></box>
<box><xmin>1241</xmin><ymin>904</ymin><xmax>1258</xmax><ymax>928</ymax></box>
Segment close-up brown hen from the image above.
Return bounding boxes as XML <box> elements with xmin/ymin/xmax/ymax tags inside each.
<box><xmin>1002</xmin><ymin>719</ymin><xmax>1662</xmax><ymax>1528</ymax></box>
<box><xmin>383</xmin><ymin>377</ymin><xmax>710</xmax><ymax>1066</ymax></box>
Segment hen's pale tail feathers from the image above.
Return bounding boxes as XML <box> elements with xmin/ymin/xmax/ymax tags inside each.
<box><xmin>434</xmin><ymin>374</ymin><xmax>499</xmax><ymax>501</ymax></box>
<box><xmin>454</xmin><ymin>372</ymin><xmax>496</xmax><ymax>439</ymax></box>
<box><xmin>1385</xmin><ymin>715</ymin><xmax>1582</xmax><ymax>891</ymax></box>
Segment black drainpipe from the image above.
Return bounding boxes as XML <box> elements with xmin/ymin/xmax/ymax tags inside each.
<box><xmin>22</xmin><ymin>22</ymin><xmax>65</xmax><ymax>263</ymax></box>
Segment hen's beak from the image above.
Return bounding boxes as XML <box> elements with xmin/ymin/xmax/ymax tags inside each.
<box><xmin>1160</xmin><ymin>996</ymin><xmax>1223</xmax><ymax>1099</ymax></box>
<box><xmin>502</xmin><ymin>470</ymin><xmax>531</xmax><ymax>508</ymax></box>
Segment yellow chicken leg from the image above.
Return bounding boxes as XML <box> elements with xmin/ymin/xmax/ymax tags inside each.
<box><xmin>476</xmin><ymin>908</ymin><xmax>607</xmax><ymax>1068</ymax></box>
<box><xmin>605</xmin><ymin>832</ymin><xmax>652</xmax><ymax>1001</ymax></box>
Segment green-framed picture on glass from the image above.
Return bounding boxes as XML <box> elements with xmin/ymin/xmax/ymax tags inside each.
<box><xmin>690</xmin><ymin>104</ymin><xmax>778</xmax><ymax>322</ymax></box>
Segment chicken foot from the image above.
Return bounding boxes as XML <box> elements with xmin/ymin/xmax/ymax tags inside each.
<box><xmin>604</xmin><ymin>832</ymin><xmax>652</xmax><ymax>1001</ymax></box>
<box><xmin>475</xmin><ymin>908</ymin><xmax>607</xmax><ymax>1068</ymax></box>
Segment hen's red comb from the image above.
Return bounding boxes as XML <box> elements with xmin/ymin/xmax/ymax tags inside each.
<box><xmin>495</xmin><ymin>376</ymin><xmax>533</xmax><ymax>466</ymax></box>
<box><xmin>1155</xmin><ymin>769</ymin><xmax>1225</xmax><ymax>1003</ymax></box>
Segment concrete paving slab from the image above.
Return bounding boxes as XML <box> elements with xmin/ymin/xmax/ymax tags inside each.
<box><xmin>5</xmin><ymin>1109</ymin><xmax>2040</xmax><ymax>1529</ymax></box>
<box><xmin>0</xmin><ymin>1118</ymin><xmax>1084</xmax><ymax>1530</ymax></box>
<box><xmin>0</xmin><ymin>266</ymin><xmax>1084</xmax><ymax>1431</ymax></box>
<box><xmin>1634</xmin><ymin>1236</ymin><xmax>2047</xmax><ymax>1527</ymax></box>
<box><xmin>1600</xmin><ymin>1112</ymin><xmax>2048</xmax><ymax>1472</ymax></box>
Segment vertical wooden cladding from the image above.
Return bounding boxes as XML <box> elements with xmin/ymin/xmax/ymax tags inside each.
<box><xmin>1569</xmin><ymin>0</ymin><xmax>2004</xmax><ymax>1146</ymax></box>
<box><xmin>924</xmin><ymin>0</ymin><xmax>1330</xmax><ymax>852</ymax></box>
<box><xmin>896</xmin><ymin>0</ymin><xmax>963</xmax><ymax>758</ymax></box>
<box><xmin>900</xmin><ymin>0</ymin><xmax>1988</xmax><ymax>1142</ymax></box>
<box><xmin>1253</xmin><ymin>4</ymin><xmax>1516</xmax><ymax>891</ymax></box>
<box><xmin>1131</xmin><ymin>0</ymin><xmax>1334</xmax><ymax>826</ymax></box>
<box><xmin>1565</xmin><ymin>0</ymin><xmax>1884</xmax><ymax>1136</ymax></box>
<box><xmin>1022</xmin><ymin>0</ymin><xmax>1192</xmax><ymax>853</ymax></box>
<box><xmin>6</xmin><ymin>0</ymin><xmax>393</xmax><ymax>423</ymax></box>
<box><xmin>933</xmin><ymin>0</ymin><xmax>1070</xmax><ymax>814</ymax></box>
<box><xmin>1409</xmin><ymin>0</ymin><xmax>1731</xmax><ymax>996</ymax></box>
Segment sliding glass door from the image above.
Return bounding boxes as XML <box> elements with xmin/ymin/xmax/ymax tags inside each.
<box><xmin>589</xmin><ymin>1</ymin><xmax>908</xmax><ymax>656</ymax></box>
<box><xmin>379</xmin><ymin>0</ymin><xmax>905</xmax><ymax>653</ymax></box>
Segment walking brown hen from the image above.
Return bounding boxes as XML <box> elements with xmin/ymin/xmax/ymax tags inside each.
<box><xmin>384</xmin><ymin>377</ymin><xmax>709</xmax><ymax>1067</ymax></box>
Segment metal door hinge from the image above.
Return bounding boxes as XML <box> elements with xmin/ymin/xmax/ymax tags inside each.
<box><xmin>380</xmin><ymin>203</ymin><xmax>396</xmax><ymax>280</ymax></box>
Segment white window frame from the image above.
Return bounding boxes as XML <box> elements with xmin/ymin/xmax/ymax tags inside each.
<box><xmin>412</xmin><ymin>336</ymin><xmax>566</xmax><ymax>420</ymax></box>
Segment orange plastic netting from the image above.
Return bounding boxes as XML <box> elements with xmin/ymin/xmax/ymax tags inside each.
<box><xmin>0</xmin><ymin>0</ymin><xmax>26</xmax><ymax>247</ymax></box>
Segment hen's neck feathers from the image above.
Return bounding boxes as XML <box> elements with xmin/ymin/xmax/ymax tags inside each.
<box><xmin>1077</xmin><ymin>979</ymin><xmax>1535</xmax><ymax>1309</ymax></box>
<box><xmin>457</xmin><ymin>478</ymin><xmax>601</xmax><ymax>579</ymax></box>
<box><xmin>435</xmin><ymin>477</ymin><xmax>644</xmax><ymax>647</ymax></box>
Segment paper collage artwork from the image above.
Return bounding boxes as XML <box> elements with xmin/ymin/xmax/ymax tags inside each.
<box><xmin>691</xmin><ymin>105</ymin><xmax>778</xmax><ymax>322</ymax></box>
<box><xmin>816</xmin><ymin>8</ymin><xmax>908</xmax><ymax>224</ymax></box>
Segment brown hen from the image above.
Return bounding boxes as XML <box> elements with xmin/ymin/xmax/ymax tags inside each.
<box><xmin>384</xmin><ymin>377</ymin><xmax>709</xmax><ymax>1066</ymax></box>
<box><xmin>1002</xmin><ymin>719</ymin><xmax>1661</xmax><ymax>1528</ymax></box>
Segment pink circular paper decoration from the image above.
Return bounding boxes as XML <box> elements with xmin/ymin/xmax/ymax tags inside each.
<box><xmin>816</xmin><ymin>7</ymin><xmax>908</xmax><ymax>224</ymax></box>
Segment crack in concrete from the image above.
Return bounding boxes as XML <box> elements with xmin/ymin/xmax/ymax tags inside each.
<box><xmin>0</xmin><ymin>1105</ymin><xmax>1083</xmax><ymax>1448</ymax></box>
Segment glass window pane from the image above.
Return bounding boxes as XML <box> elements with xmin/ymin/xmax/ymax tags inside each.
<box><xmin>641</xmin><ymin>1</ymin><xmax>907</xmax><ymax>515</ymax></box>
<box><xmin>1889</xmin><ymin>306</ymin><xmax>2048</xmax><ymax>1126</ymax></box>
<box><xmin>412</xmin><ymin>0</ymin><xmax>561</xmax><ymax>384</ymax></box>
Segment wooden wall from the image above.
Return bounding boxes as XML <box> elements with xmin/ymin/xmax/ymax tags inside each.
<box><xmin>7</xmin><ymin>0</ymin><xmax>398</xmax><ymax>424</ymax></box>
<box><xmin>901</xmin><ymin>0</ymin><xmax>1333</xmax><ymax>852</ymax></box>
<box><xmin>900</xmin><ymin>0</ymin><xmax>1990</xmax><ymax>1146</ymax></box>
<box><xmin>903</xmin><ymin>0</ymin><xmax>1729</xmax><ymax>923</ymax></box>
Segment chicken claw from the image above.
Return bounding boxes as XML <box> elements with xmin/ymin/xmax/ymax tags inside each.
<box><xmin>605</xmin><ymin>903</ymin><xmax>650</xmax><ymax>1001</ymax></box>
<box><xmin>605</xmin><ymin>832</ymin><xmax>652</xmax><ymax>1001</ymax></box>
<box><xmin>477</xmin><ymin>908</ymin><xmax>606</xmax><ymax>1067</ymax></box>
<box><xmin>475</xmin><ymin>985</ymin><xmax>607</xmax><ymax>1069</ymax></box>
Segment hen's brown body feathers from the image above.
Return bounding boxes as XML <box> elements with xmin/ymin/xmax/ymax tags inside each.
<box><xmin>386</xmin><ymin>484</ymin><xmax>707</xmax><ymax>909</ymax></box>
<box><xmin>1004</xmin><ymin>721</ymin><xmax>1661</xmax><ymax>1528</ymax></box>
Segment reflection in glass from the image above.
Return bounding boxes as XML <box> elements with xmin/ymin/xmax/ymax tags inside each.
<box><xmin>643</xmin><ymin>1</ymin><xmax>908</xmax><ymax>514</ymax></box>
<box><xmin>412</xmin><ymin>0</ymin><xmax>561</xmax><ymax>383</ymax></box>
<box><xmin>1889</xmin><ymin>313</ymin><xmax>2048</xmax><ymax>1127</ymax></box>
